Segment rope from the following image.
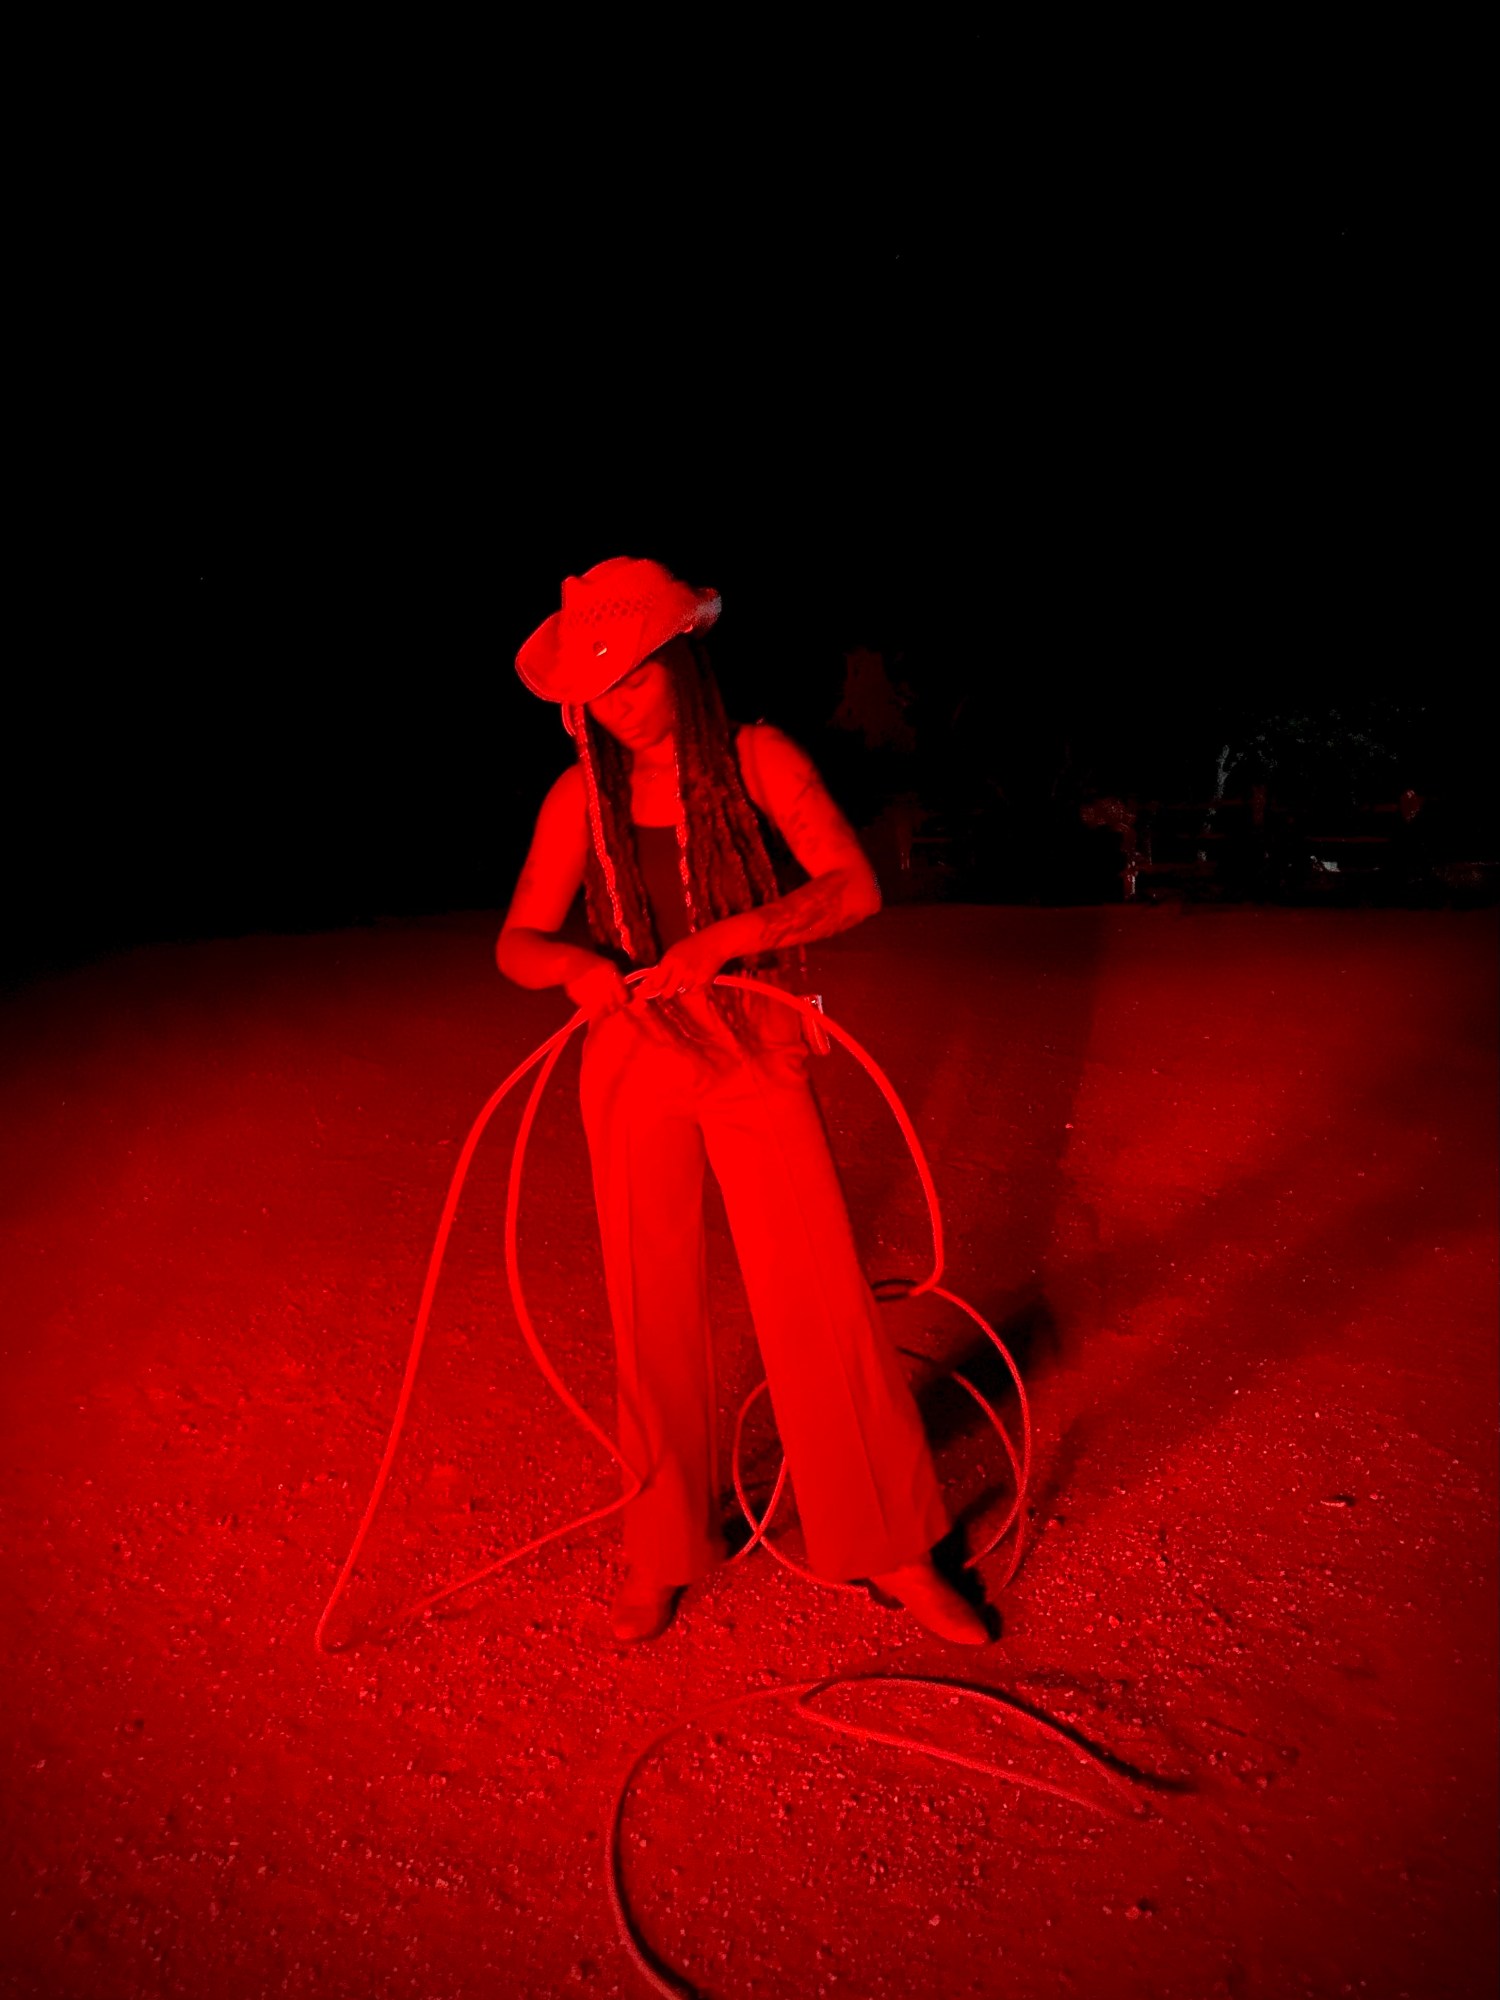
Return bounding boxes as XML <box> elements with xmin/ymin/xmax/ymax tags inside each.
<box><xmin>607</xmin><ymin>1674</ymin><xmax>1148</xmax><ymax>1999</ymax></box>
<box><xmin>315</xmin><ymin>976</ymin><xmax>1028</xmax><ymax>1652</ymax></box>
<box><xmin>311</xmin><ymin>975</ymin><xmax>1114</xmax><ymax>1996</ymax></box>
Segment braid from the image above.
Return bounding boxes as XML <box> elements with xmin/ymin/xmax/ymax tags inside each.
<box><xmin>575</xmin><ymin>705</ymin><xmax>660</xmax><ymax>967</ymax></box>
<box><xmin>574</xmin><ymin>705</ymin><xmax>641</xmax><ymax>961</ymax></box>
<box><xmin>571</xmin><ymin>640</ymin><xmax>806</xmax><ymax>1056</ymax></box>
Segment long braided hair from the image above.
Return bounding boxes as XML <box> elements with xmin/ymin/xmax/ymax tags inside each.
<box><xmin>566</xmin><ymin>637</ymin><xmax>810</xmax><ymax>1057</ymax></box>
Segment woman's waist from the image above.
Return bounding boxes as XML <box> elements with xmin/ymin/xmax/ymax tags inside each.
<box><xmin>584</xmin><ymin>978</ymin><xmax>811</xmax><ymax>1070</ymax></box>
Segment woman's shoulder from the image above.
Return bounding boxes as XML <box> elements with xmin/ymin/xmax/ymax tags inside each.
<box><xmin>537</xmin><ymin>762</ymin><xmax>586</xmax><ymax>835</ymax></box>
<box><xmin>544</xmin><ymin>763</ymin><xmax>585</xmax><ymax>808</ymax></box>
<box><xmin>733</xmin><ymin>718</ymin><xmax>805</xmax><ymax>815</ymax></box>
<box><xmin>734</xmin><ymin>717</ymin><xmax>806</xmax><ymax>757</ymax></box>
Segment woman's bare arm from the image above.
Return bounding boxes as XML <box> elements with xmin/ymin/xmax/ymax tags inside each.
<box><xmin>717</xmin><ymin>726</ymin><xmax>882</xmax><ymax>958</ymax></box>
<box><xmin>495</xmin><ymin>766</ymin><xmax>603</xmax><ymax>989</ymax></box>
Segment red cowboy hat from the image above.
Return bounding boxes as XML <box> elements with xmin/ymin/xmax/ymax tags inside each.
<box><xmin>514</xmin><ymin>556</ymin><xmax>722</xmax><ymax>706</ymax></box>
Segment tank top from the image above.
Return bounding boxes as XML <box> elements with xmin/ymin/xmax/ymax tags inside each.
<box><xmin>634</xmin><ymin>824</ymin><xmax>692</xmax><ymax>951</ymax></box>
<box><xmin>630</xmin><ymin>721</ymin><xmax>797</xmax><ymax>959</ymax></box>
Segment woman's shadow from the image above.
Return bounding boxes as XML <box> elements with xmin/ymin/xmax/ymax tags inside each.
<box><xmin>720</xmin><ymin>901</ymin><xmax>1110</xmax><ymax>1611</ymax></box>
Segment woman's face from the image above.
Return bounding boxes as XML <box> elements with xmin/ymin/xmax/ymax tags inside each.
<box><xmin>585</xmin><ymin>654</ymin><xmax>676</xmax><ymax>752</ymax></box>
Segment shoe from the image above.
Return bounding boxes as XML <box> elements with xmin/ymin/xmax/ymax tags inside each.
<box><xmin>608</xmin><ymin>1573</ymin><xmax>683</xmax><ymax>1643</ymax></box>
<box><xmin>868</xmin><ymin>1558</ymin><xmax>991</xmax><ymax>1646</ymax></box>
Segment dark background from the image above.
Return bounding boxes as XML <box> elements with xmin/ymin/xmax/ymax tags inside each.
<box><xmin>9</xmin><ymin>49</ymin><xmax>1487</xmax><ymax>981</ymax></box>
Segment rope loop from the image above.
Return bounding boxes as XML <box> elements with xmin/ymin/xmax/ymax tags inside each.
<box><xmin>315</xmin><ymin>975</ymin><xmax>1030</xmax><ymax>1653</ymax></box>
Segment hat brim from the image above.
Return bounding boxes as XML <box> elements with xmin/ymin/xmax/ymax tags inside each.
<box><xmin>515</xmin><ymin>587</ymin><xmax>721</xmax><ymax>705</ymax></box>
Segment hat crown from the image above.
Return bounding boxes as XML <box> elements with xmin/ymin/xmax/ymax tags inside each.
<box><xmin>561</xmin><ymin>558</ymin><xmax>679</xmax><ymax>631</ymax></box>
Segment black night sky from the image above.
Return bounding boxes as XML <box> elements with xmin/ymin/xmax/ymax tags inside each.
<box><xmin>9</xmin><ymin>69</ymin><xmax>1485</xmax><ymax>980</ymax></box>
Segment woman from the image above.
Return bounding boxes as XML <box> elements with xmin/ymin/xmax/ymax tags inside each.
<box><xmin>498</xmin><ymin>556</ymin><xmax>988</xmax><ymax>1646</ymax></box>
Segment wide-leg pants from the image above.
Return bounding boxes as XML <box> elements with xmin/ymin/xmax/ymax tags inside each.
<box><xmin>578</xmin><ymin>987</ymin><xmax>951</xmax><ymax>1586</ymax></box>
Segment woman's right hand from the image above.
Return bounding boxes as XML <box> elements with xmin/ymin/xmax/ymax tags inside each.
<box><xmin>563</xmin><ymin>955</ymin><xmax>633</xmax><ymax>1022</ymax></box>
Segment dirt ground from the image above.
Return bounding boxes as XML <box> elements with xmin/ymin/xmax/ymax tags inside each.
<box><xmin>1</xmin><ymin>904</ymin><xmax>1495</xmax><ymax>1999</ymax></box>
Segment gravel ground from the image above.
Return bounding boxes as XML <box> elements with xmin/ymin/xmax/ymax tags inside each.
<box><xmin>1</xmin><ymin>903</ymin><xmax>1495</xmax><ymax>1999</ymax></box>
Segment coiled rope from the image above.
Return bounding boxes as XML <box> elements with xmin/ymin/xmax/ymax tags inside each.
<box><xmin>315</xmin><ymin>975</ymin><xmax>1029</xmax><ymax>1650</ymax></box>
<box><xmin>315</xmin><ymin>975</ymin><xmax>1138</xmax><ymax>1995</ymax></box>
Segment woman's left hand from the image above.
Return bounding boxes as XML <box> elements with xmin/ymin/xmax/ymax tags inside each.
<box><xmin>631</xmin><ymin>924</ymin><xmax>738</xmax><ymax>1004</ymax></box>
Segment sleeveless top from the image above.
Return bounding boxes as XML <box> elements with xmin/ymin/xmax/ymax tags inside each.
<box><xmin>634</xmin><ymin>824</ymin><xmax>693</xmax><ymax>951</ymax></box>
<box><xmin>630</xmin><ymin>721</ymin><xmax>797</xmax><ymax>960</ymax></box>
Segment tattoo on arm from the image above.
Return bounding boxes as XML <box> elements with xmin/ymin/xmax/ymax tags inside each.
<box><xmin>777</xmin><ymin>774</ymin><xmax>826</xmax><ymax>852</ymax></box>
<box><xmin>744</xmin><ymin>869</ymin><xmax>870</xmax><ymax>953</ymax></box>
<box><xmin>732</xmin><ymin>729</ymin><xmax>879</xmax><ymax>955</ymax></box>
